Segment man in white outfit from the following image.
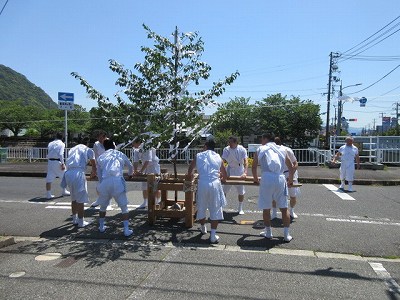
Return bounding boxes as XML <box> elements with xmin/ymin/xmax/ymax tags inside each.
<box><xmin>61</xmin><ymin>141</ymin><xmax>96</xmax><ymax>227</ymax></box>
<box><xmin>332</xmin><ymin>136</ymin><xmax>361</xmax><ymax>192</ymax></box>
<box><xmin>187</xmin><ymin>139</ymin><xmax>228</xmax><ymax>244</ymax></box>
<box><xmin>132</xmin><ymin>139</ymin><xmax>161</xmax><ymax>209</ymax></box>
<box><xmin>271</xmin><ymin>137</ymin><xmax>300</xmax><ymax>219</ymax></box>
<box><xmin>45</xmin><ymin>132</ymin><xmax>70</xmax><ymax>199</ymax></box>
<box><xmin>252</xmin><ymin>132</ymin><xmax>295</xmax><ymax>242</ymax></box>
<box><xmin>97</xmin><ymin>139</ymin><xmax>134</xmax><ymax>237</ymax></box>
<box><xmin>222</xmin><ymin>136</ymin><xmax>248</xmax><ymax>215</ymax></box>
<box><xmin>90</xmin><ymin>130</ymin><xmax>107</xmax><ymax>208</ymax></box>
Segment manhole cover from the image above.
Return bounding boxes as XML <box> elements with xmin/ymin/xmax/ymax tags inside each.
<box><xmin>35</xmin><ymin>253</ymin><xmax>62</xmax><ymax>261</ymax></box>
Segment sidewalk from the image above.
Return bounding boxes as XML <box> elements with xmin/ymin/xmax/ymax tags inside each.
<box><xmin>0</xmin><ymin>161</ymin><xmax>399</xmax><ymax>185</ymax></box>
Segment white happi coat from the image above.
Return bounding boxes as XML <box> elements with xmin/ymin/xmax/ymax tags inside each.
<box><xmin>46</xmin><ymin>139</ymin><xmax>66</xmax><ymax>183</ymax></box>
<box><xmin>61</xmin><ymin>144</ymin><xmax>94</xmax><ymax>203</ymax></box>
<box><xmin>196</xmin><ymin>150</ymin><xmax>226</xmax><ymax>220</ymax></box>
<box><xmin>97</xmin><ymin>149</ymin><xmax>133</xmax><ymax>207</ymax></box>
<box><xmin>257</xmin><ymin>142</ymin><xmax>288</xmax><ymax>209</ymax></box>
<box><xmin>338</xmin><ymin>144</ymin><xmax>359</xmax><ymax>181</ymax></box>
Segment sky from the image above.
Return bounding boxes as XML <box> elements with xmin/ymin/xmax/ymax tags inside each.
<box><xmin>1</xmin><ymin>0</ymin><xmax>399</xmax><ymax>131</ymax></box>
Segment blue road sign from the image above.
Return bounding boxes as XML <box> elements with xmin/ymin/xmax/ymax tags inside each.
<box><xmin>58</xmin><ymin>92</ymin><xmax>74</xmax><ymax>102</ymax></box>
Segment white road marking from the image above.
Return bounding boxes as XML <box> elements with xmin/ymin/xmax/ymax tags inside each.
<box><xmin>326</xmin><ymin>218</ymin><xmax>400</xmax><ymax>226</ymax></box>
<box><xmin>323</xmin><ymin>184</ymin><xmax>356</xmax><ymax>200</ymax></box>
<box><xmin>369</xmin><ymin>262</ymin><xmax>400</xmax><ymax>294</ymax></box>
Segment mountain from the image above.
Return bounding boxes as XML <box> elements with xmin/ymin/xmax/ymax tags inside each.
<box><xmin>0</xmin><ymin>64</ymin><xmax>58</xmax><ymax>109</ymax></box>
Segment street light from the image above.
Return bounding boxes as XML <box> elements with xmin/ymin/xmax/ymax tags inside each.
<box><xmin>336</xmin><ymin>81</ymin><xmax>362</xmax><ymax>136</ymax></box>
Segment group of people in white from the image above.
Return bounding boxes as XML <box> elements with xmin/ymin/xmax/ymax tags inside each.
<box><xmin>45</xmin><ymin>131</ymin><xmax>159</xmax><ymax>237</ymax></box>
<box><xmin>45</xmin><ymin>129</ymin><xmax>360</xmax><ymax>243</ymax></box>
<box><xmin>187</xmin><ymin>133</ymin><xmax>300</xmax><ymax>244</ymax></box>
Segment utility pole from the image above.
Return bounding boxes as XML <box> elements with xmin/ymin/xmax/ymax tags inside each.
<box><xmin>396</xmin><ymin>102</ymin><xmax>400</xmax><ymax>135</ymax></box>
<box><xmin>325</xmin><ymin>52</ymin><xmax>336</xmax><ymax>149</ymax></box>
<box><xmin>379</xmin><ymin>112</ymin><xmax>384</xmax><ymax>135</ymax></box>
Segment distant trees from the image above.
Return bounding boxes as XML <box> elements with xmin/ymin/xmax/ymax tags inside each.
<box><xmin>0</xmin><ymin>100</ymin><xmax>90</xmax><ymax>139</ymax></box>
<box><xmin>0</xmin><ymin>100</ymin><xmax>41</xmax><ymax>136</ymax></box>
<box><xmin>211</xmin><ymin>94</ymin><xmax>322</xmax><ymax>147</ymax></box>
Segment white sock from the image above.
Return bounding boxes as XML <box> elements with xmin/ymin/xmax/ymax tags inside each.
<box><xmin>72</xmin><ymin>214</ymin><xmax>78</xmax><ymax>224</ymax></box>
<box><xmin>290</xmin><ymin>207</ymin><xmax>294</xmax><ymax>214</ymax></box>
<box><xmin>238</xmin><ymin>202</ymin><xmax>243</xmax><ymax>211</ymax></box>
<box><xmin>156</xmin><ymin>197</ymin><xmax>161</xmax><ymax>204</ymax></box>
<box><xmin>264</xmin><ymin>226</ymin><xmax>272</xmax><ymax>235</ymax></box>
<box><xmin>210</xmin><ymin>229</ymin><xmax>217</xmax><ymax>238</ymax></box>
<box><xmin>284</xmin><ymin>227</ymin><xmax>290</xmax><ymax>237</ymax></box>
<box><xmin>271</xmin><ymin>208</ymin><xmax>278</xmax><ymax>216</ymax></box>
<box><xmin>143</xmin><ymin>198</ymin><xmax>148</xmax><ymax>205</ymax></box>
<box><xmin>123</xmin><ymin>220</ymin><xmax>130</xmax><ymax>230</ymax></box>
<box><xmin>99</xmin><ymin>217</ymin><xmax>105</xmax><ymax>228</ymax></box>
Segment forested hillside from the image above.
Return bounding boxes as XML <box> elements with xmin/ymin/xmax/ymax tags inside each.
<box><xmin>0</xmin><ymin>64</ymin><xmax>57</xmax><ymax>109</ymax></box>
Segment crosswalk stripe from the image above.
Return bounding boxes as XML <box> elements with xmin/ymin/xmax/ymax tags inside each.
<box><xmin>323</xmin><ymin>184</ymin><xmax>356</xmax><ymax>200</ymax></box>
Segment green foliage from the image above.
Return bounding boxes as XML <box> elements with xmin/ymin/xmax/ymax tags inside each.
<box><xmin>72</xmin><ymin>25</ymin><xmax>239</xmax><ymax>152</ymax></box>
<box><xmin>0</xmin><ymin>64</ymin><xmax>57</xmax><ymax>109</ymax></box>
<box><xmin>212</xmin><ymin>129</ymin><xmax>235</xmax><ymax>148</ymax></box>
<box><xmin>0</xmin><ymin>100</ymin><xmax>42</xmax><ymax>136</ymax></box>
<box><xmin>255</xmin><ymin>94</ymin><xmax>322</xmax><ymax>147</ymax></box>
<box><xmin>211</xmin><ymin>97</ymin><xmax>255</xmax><ymax>144</ymax></box>
<box><xmin>211</xmin><ymin>94</ymin><xmax>322</xmax><ymax>147</ymax></box>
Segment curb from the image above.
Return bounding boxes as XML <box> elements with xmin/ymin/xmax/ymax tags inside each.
<box><xmin>0</xmin><ymin>236</ymin><xmax>15</xmax><ymax>248</ymax></box>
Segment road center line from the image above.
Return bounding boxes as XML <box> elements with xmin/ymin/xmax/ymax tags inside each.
<box><xmin>326</xmin><ymin>218</ymin><xmax>400</xmax><ymax>226</ymax></box>
<box><xmin>323</xmin><ymin>184</ymin><xmax>356</xmax><ymax>201</ymax></box>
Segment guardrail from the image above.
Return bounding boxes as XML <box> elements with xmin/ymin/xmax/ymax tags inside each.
<box><xmin>1</xmin><ymin>147</ymin><xmax>345</xmax><ymax>165</ymax></box>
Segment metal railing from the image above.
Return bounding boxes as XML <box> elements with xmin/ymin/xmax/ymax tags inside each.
<box><xmin>2</xmin><ymin>146</ymin><xmax>337</xmax><ymax>165</ymax></box>
<box><xmin>2</xmin><ymin>138</ymin><xmax>399</xmax><ymax>165</ymax></box>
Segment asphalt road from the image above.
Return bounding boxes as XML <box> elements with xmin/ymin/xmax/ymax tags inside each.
<box><xmin>0</xmin><ymin>176</ymin><xmax>399</xmax><ymax>299</ymax></box>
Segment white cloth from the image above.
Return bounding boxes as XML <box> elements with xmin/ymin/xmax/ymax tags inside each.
<box><xmin>93</xmin><ymin>141</ymin><xmax>105</xmax><ymax>161</ymax></box>
<box><xmin>61</xmin><ymin>144</ymin><xmax>94</xmax><ymax>203</ymax></box>
<box><xmin>96</xmin><ymin>149</ymin><xmax>133</xmax><ymax>208</ymax></box>
<box><xmin>257</xmin><ymin>142</ymin><xmax>288</xmax><ymax>209</ymax></box>
<box><xmin>258</xmin><ymin>172</ymin><xmax>288</xmax><ymax>209</ymax></box>
<box><xmin>195</xmin><ymin>150</ymin><xmax>226</xmax><ymax>220</ymax></box>
<box><xmin>222</xmin><ymin>145</ymin><xmax>247</xmax><ymax>195</ymax></box>
<box><xmin>97</xmin><ymin>149</ymin><xmax>133</xmax><ymax>180</ymax></box>
<box><xmin>134</xmin><ymin>148</ymin><xmax>160</xmax><ymax>190</ymax></box>
<box><xmin>97</xmin><ymin>176</ymin><xmax>129</xmax><ymax>208</ymax></box>
<box><xmin>278</xmin><ymin>145</ymin><xmax>300</xmax><ymax>197</ymax></box>
<box><xmin>338</xmin><ymin>145</ymin><xmax>359</xmax><ymax>181</ymax></box>
<box><xmin>47</xmin><ymin>139</ymin><xmax>65</xmax><ymax>163</ymax></box>
<box><xmin>65</xmin><ymin>144</ymin><xmax>94</xmax><ymax>170</ymax></box>
<box><xmin>46</xmin><ymin>160</ymin><xmax>65</xmax><ymax>183</ymax></box>
<box><xmin>46</xmin><ymin>139</ymin><xmax>66</xmax><ymax>183</ymax></box>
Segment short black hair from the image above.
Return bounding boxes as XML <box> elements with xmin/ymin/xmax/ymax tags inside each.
<box><xmin>228</xmin><ymin>136</ymin><xmax>238</xmax><ymax>143</ymax></box>
<box><xmin>274</xmin><ymin>136</ymin><xmax>282</xmax><ymax>145</ymax></box>
<box><xmin>205</xmin><ymin>139</ymin><xmax>216</xmax><ymax>151</ymax></box>
<box><xmin>56</xmin><ymin>132</ymin><xmax>63</xmax><ymax>140</ymax></box>
<box><xmin>262</xmin><ymin>132</ymin><xmax>275</xmax><ymax>142</ymax></box>
<box><xmin>103</xmin><ymin>139</ymin><xmax>115</xmax><ymax>151</ymax></box>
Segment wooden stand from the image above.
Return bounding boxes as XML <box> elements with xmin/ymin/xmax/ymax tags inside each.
<box><xmin>146</xmin><ymin>174</ymin><xmax>197</xmax><ymax>228</ymax></box>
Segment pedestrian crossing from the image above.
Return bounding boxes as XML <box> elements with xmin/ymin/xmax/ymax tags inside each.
<box><xmin>323</xmin><ymin>184</ymin><xmax>356</xmax><ymax>200</ymax></box>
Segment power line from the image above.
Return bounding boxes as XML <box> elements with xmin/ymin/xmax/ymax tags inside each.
<box><xmin>341</xmin><ymin>15</ymin><xmax>400</xmax><ymax>56</ymax></box>
<box><xmin>347</xmin><ymin>64</ymin><xmax>400</xmax><ymax>95</ymax></box>
<box><xmin>0</xmin><ymin>0</ymin><xmax>9</xmax><ymax>16</ymax></box>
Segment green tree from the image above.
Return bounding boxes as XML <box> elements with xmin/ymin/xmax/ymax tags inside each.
<box><xmin>0</xmin><ymin>100</ymin><xmax>42</xmax><ymax>136</ymax></box>
<box><xmin>254</xmin><ymin>94</ymin><xmax>321</xmax><ymax>147</ymax></box>
<box><xmin>72</xmin><ymin>24</ymin><xmax>239</xmax><ymax>156</ymax></box>
<box><xmin>211</xmin><ymin>97</ymin><xmax>255</xmax><ymax>144</ymax></box>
